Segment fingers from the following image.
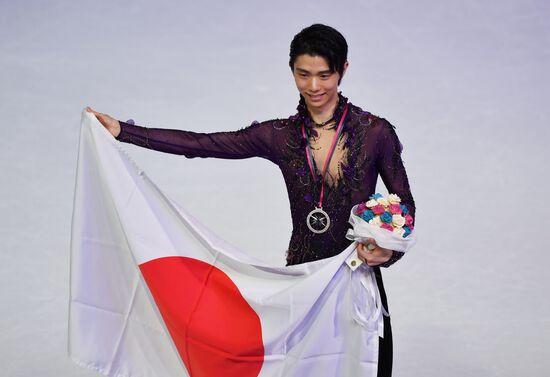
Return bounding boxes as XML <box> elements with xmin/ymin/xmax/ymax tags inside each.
<box><xmin>356</xmin><ymin>240</ymin><xmax>386</xmax><ymax>266</ymax></box>
<box><xmin>361</xmin><ymin>238</ymin><xmax>377</xmax><ymax>254</ymax></box>
<box><xmin>86</xmin><ymin>107</ymin><xmax>112</xmax><ymax>127</ymax></box>
<box><xmin>357</xmin><ymin>241</ymin><xmax>374</xmax><ymax>254</ymax></box>
<box><xmin>356</xmin><ymin>242</ymin><xmax>372</xmax><ymax>262</ymax></box>
<box><xmin>85</xmin><ymin>107</ymin><xmax>103</xmax><ymax>118</ymax></box>
<box><xmin>85</xmin><ymin>107</ymin><xmax>101</xmax><ymax>119</ymax></box>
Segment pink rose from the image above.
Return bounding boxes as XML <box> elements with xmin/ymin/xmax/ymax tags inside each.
<box><xmin>372</xmin><ymin>204</ymin><xmax>385</xmax><ymax>215</ymax></box>
<box><xmin>356</xmin><ymin>202</ymin><xmax>367</xmax><ymax>215</ymax></box>
<box><xmin>389</xmin><ymin>203</ymin><xmax>402</xmax><ymax>214</ymax></box>
<box><xmin>405</xmin><ymin>214</ymin><xmax>414</xmax><ymax>226</ymax></box>
<box><xmin>380</xmin><ymin>223</ymin><xmax>394</xmax><ymax>231</ymax></box>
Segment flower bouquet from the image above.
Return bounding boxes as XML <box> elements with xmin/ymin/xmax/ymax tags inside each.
<box><xmin>346</xmin><ymin>193</ymin><xmax>417</xmax><ymax>267</ymax></box>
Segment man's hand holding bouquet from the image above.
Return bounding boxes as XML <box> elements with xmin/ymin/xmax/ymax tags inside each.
<box><xmin>346</xmin><ymin>193</ymin><xmax>417</xmax><ymax>268</ymax></box>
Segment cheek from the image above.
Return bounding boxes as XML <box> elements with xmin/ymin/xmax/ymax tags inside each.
<box><xmin>294</xmin><ymin>79</ymin><xmax>308</xmax><ymax>92</ymax></box>
<box><xmin>326</xmin><ymin>78</ymin><xmax>339</xmax><ymax>89</ymax></box>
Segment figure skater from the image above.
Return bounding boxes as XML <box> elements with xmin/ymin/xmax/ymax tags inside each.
<box><xmin>86</xmin><ymin>23</ymin><xmax>416</xmax><ymax>376</ymax></box>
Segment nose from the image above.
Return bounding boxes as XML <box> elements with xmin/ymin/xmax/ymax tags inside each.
<box><xmin>310</xmin><ymin>77</ymin><xmax>320</xmax><ymax>92</ymax></box>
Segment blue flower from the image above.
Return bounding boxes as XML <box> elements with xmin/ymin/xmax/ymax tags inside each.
<box><xmin>369</xmin><ymin>193</ymin><xmax>383</xmax><ymax>200</ymax></box>
<box><xmin>400</xmin><ymin>204</ymin><xmax>409</xmax><ymax>215</ymax></box>
<box><xmin>403</xmin><ymin>226</ymin><xmax>411</xmax><ymax>237</ymax></box>
<box><xmin>380</xmin><ymin>211</ymin><xmax>393</xmax><ymax>223</ymax></box>
<box><xmin>361</xmin><ymin>210</ymin><xmax>375</xmax><ymax>222</ymax></box>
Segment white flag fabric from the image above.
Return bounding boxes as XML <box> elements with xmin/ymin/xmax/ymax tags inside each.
<box><xmin>69</xmin><ymin>110</ymin><xmax>394</xmax><ymax>377</ymax></box>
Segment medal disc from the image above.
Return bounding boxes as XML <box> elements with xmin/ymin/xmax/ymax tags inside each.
<box><xmin>306</xmin><ymin>207</ymin><xmax>331</xmax><ymax>234</ymax></box>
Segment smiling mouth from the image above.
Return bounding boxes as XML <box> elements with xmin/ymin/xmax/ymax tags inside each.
<box><xmin>308</xmin><ymin>93</ymin><xmax>325</xmax><ymax>101</ymax></box>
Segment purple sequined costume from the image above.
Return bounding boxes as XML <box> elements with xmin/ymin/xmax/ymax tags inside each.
<box><xmin>116</xmin><ymin>92</ymin><xmax>415</xmax><ymax>265</ymax></box>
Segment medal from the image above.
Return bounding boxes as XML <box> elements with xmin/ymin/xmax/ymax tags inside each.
<box><xmin>306</xmin><ymin>207</ymin><xmax>331</xmax><ymax>234</ymax></box>
<box><xmin>302</xmin><ymin>103</ymin><xmax>349</xmax><ymax>234</ymax></box>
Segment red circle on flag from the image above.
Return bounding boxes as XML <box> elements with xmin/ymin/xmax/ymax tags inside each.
<box><xmin>140</xmin><ymin>256</ymin><xmax>264</xmax><ymax>377</ymax></box>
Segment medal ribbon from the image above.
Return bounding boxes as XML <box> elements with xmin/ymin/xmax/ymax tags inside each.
<box><xmin>301</xmin><ymin>103</ymin><xmax>349</xmax><ymax>209</ymax></box>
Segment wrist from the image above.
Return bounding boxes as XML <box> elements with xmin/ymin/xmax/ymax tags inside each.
<box><xmin>378</xmin><ymin>250</ymin><xmax>404</xmax><ymax>268</ymax></box>
<box><xmin>112</xmin><ymin>120</ymin><xmax>121</xmax><ymax>138</ymax></box>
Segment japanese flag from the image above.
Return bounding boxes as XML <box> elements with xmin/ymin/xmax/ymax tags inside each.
<box><xmin>69</xmin><ymin>110</ymin><xmax>387</xmax><ymax>377</ymax></box>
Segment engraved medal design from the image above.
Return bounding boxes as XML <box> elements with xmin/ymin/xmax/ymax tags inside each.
<box><xmin>306</xmin><ymin>207</ymin><xmax>331</xmax><ymax>234</ymax></box>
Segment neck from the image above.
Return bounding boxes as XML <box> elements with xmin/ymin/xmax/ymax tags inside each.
<box><xmin>306</xmin><ymin>94</ymin><xmax>339</xmax><ymax>125</ymax></box>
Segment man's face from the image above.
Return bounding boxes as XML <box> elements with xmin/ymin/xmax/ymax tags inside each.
<box><xmin>292</xmin><ymin>54</ymin><xmax>348</xmax><ymax>113</ymax></box>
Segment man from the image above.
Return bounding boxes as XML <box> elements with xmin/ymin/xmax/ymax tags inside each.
<box><xmin>87</xmin><ymin>23</ymin><xmax>415</xmax><ymax>376</ymax></box>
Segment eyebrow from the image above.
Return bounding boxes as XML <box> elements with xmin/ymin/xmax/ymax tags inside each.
<box><xmin>295</xmin><ymin>68</ymin><xmax>333</xmax><ymax>75</ymax></box>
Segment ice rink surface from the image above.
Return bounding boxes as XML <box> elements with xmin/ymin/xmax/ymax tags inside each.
<box><xmin>1</xmin><ymin>0</ymin><xmax>549</xmax><ymax>376</ymax></box>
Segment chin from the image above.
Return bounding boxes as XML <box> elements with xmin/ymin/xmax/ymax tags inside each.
<box><xmin>304</xmin><ymin>96</ymin><xmax>327</xmax><ymax>109</ymax></box>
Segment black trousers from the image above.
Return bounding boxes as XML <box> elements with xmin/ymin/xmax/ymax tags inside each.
<box><xmin>374</xmin><ymin>267</ymin><xmax>393</xmax><ymax>377</ymax></box>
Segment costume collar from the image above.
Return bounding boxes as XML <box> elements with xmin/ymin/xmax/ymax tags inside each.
<box><xmin>296</xmin><ymin>91</ymin><xmax>349</xmax><ymax>129</ymax></box>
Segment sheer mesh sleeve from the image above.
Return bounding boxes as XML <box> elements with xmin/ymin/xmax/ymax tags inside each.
<box><xmin>115</xmin><ymin>120</ymin><xmax>278</xmax><ymax>162</ymax></box>
<box><xmin>375</xmin><ymin>119</ymin><xmax>416</xmax><ymax>268</ymax></box>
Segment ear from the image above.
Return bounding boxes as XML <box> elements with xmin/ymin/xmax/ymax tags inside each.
<box><xmin>341</xmin><ymin>61</ymin><xmax>349</xmax><ymax>78</ymax></box>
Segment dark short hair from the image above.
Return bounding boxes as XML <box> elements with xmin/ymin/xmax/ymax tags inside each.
<box><xmin>289</xmin><ymin>24</ymin><xmax>348</xmax><ymax>84</ymax></box>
